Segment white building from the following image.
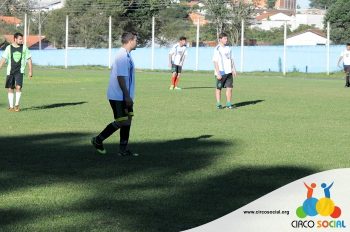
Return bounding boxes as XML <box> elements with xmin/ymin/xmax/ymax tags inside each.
<box><xmin>252</xmin><ymin>9</ymin><xmax>325</xmax><ymax>31</ymax></box>
<box><xmin>294</xmin><ymin>9</ymin><xmax>326</xmax><ymax>29</ymax></box>
<box><xmin>31</xmin><ymin>0</ymin><xmax>65</xmax><ymax>11</ymax></box>
<box><xmin>253</xmin><ymin>11</ymin><xmax>294</xmax><ymax>30</ymax></box>
<box><xmin>286</xmin><ymin>30</ymin><xmax>329</xmax><ymax>46</ymax></box>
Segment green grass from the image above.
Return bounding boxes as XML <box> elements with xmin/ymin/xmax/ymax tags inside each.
<box><xmin>0</xmin><ymin>67</ymin><xmax>349</xmax><ymax>231</ymax></box>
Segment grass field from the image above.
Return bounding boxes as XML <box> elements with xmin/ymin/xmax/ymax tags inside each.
<box><xmin>0</xmin><ymin>67</ymin><xmax>349</xmax><ymax>232</ymax></box>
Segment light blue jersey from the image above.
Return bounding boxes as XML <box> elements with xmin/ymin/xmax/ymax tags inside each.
<box><xmin>107</xmin><ymin>47</ymin><xmax>135</xmax><ymax>101</ymax></box>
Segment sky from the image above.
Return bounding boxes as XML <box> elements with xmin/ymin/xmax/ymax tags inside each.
<box><xmin>298</xmin><ymin>0</ymin><xmax>310</xmax><ymax>8</ymax></box>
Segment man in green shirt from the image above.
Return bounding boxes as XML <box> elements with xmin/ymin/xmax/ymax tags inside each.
<box><xmin>0</xmin><ymin>32</ymin><xmax>32</xmax><ymax>112</ymax></box>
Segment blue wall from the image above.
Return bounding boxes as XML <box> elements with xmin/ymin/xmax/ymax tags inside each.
<box><xmin>1</xmin><ymin>45</ymin><xmax>345</xmax><ymax>73</ymax></box>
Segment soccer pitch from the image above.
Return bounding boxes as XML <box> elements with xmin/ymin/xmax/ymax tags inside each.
<box><xmin>0</xmin><ymin>67</ymin><xmax>349</xmax><ymax>231</ymax></box>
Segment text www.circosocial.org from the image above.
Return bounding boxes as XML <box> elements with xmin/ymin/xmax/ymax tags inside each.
<box><xmin>243</xmin><ymin>210</ymin><xmax>290</xmax><ymax>215</ymax></box>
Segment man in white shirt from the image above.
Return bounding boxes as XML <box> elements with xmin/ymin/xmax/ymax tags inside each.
<box><xmin>212</xmin><ymin>32</ymin><xmax>237</xmax><ymax>109</ymax></box>
<box><xmin>168</xmin><ymin>36</ymin><xmax>187</xmax><ymax>90</ymax></box>
<box><xmin>91</xmin><ymin>32</ymin><xmax>138</xmax><ymax>156</ymax></box>
<box><xmin>337</xmin><ymin>43</ymin><xmax>350</xmax><ymax>87</ymax></box>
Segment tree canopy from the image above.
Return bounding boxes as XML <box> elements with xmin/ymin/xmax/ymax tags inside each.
<box><xmin>39</xmin><ymin>0</ymin><xmax>198</xmax><ymax>48</ymax></box>
<box><xmin>309</xmin><ymin>0</ymin><xmax>337</xmax><ymax>9</ymax></box>
<box><xmin>324</xmin><ymin>0</ymin><xmax>350</xmax><ymax>44</ymax></box>
<box><xmin>203</xmin><ymin>0</ymin><xmax>254</xmax><ymax>45</ymax></box>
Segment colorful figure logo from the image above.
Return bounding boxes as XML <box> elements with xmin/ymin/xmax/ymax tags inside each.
<box><xmin>296</xmin><ymin>182</ymin><xmax>342</xmax><ymax>219</ymax></box>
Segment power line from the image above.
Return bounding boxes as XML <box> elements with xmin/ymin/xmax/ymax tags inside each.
<box><xmin>0</xmin><ymin>0</ymin><xmax>10</xmax><ymax>10</ymax></box>
<box><xmin>0</xmin><ymin>0</ymin><xmax>241</xmax><ymax>13</ymax></box>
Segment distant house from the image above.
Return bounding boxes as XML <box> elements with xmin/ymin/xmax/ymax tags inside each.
<box><xmin>275</xmin><ymin>0</ymin><xmax>297</xmax><ymax>10</ymax></box>
<box><xmin>31</xmin><ymin>0</ymin><xmax>65</xmax><ymax>11</ymax></box>
<box><xmin>294</xmin><ymin>9</ymin><xmax>325</xmax><ymax>30</ymax></box>
<box><xmin>0</xmin><ymin>16</ymin><xmax>22</xmax><ymax>27</ymax></box>
<box><xmin>2</xmin><ymin>34</ymin><xmax>54</xmax><ymax>49</ymax></box>
<box><xmin>252</xmin><ymin>9</ymin><xmax>325</xmax><ymax>31</ymax></box>
<box><xmin>188</xmin><ymin>12</ymin><xmax>208</xmax><ymax>26</ymax></box>
<box><xmin>253</xmin><ymin>11</ymin><xmax>294</xmax><ymax>30</ymax></box>
<box><xmin>286</xmin><ymin>29</ymin><xmax>329</xmax><ymax>46</ymax></box>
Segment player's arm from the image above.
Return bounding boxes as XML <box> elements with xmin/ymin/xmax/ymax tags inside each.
<box><xmin>180</xmin><ymin>49</ymin><xmax>188</xmax><ymax>66</ymax></box>
<box><xmin>27</xmin><ymin>58</ymin><xmax>33</xmax><ymax>79</ymax></box>
<box><xmin>231</xmin><ymin>59</ymin><xmax>237</xmax><ymax>77</ymax></box>
<box><xmin>0</xmin><ymin>57</ymin><xmax>6</xmax><ymax>69</ymax></box>
<box><xmin>213</xmin><ymin>61</ymin><xmax>222</xmax><ymax>80</ymax></box>
<box><xmin>213</xmin><ymin>50</ymin><xmax>222</xmax><ymax>80</ymax></box>
<box><xmin>180</xmin><ymin>55</ymin><xmax>186</xmax><ymax>67</ymax></box>
<box><xmin>117</xmin><ymin>76</ymin><xmax>133</xmax><ymax>106</ymax></box>
<box><xmin>0</xmin><ymin>46</ymin><xmax>9</xmax><ymax>69</ymax></box>
<box><xmin>168</xmin><ymin>53</ymin><xmax>173</xmax><ymax>68</ymax></box>
<box><xmin>337</xmin><ymin>56</ymin><xmax>343</xmax><ymax>68</ymax></box>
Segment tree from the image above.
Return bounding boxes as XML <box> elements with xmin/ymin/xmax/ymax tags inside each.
<box><xmin>42</xmin><ymin>8</ymin><xmax>66</xmax><ymax>48</ymax></box>
<box><xmin>324</xmin><ymin>0</ymin><xmax>350</xmax><ymax>44</ymax></box>
<box><xmin>203</xmin><ymin>0</ymin><xmax>254</xmax><ymax>45</ymax></box>
<box><xmin>267</xmin><ymin>0</ymin><xmax>276</xmax><ymax>9</ymax></box>
<box><xmin>0</xmin><ymin>0</ymin><xmax>34</xmax><ymax>16</ymax></box>
<box><xmin>41</xmin><ymin>0</ymin><xmax>171</xmax><ymax>48</ymax></box>
<box><xmin>246</xmin><ymin>27</ymin><xmax>291</xmax><ymax>45</ymax></box>
<box><xmin>202</xmin><ymin>0</ymin><xmax>229</xmax><ymax>39</ymax></box>
<box><xmin>62</xmin><ymin>0</ymin><xmax>124</xmax><ymax>47</ymax></box>
<box><xmin>309</xmin><ymin>0</ymin><xmax>337</xmax><ymax>9</ymax></box>
<box><xmin>156</xmin><ymin>4</ymin><xmax>194</xmax><ymax>45</ymax></box>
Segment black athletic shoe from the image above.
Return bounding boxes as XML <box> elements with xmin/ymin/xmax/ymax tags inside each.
<box><xmin>226</xmin><ymin>105</ymin><xmax>234</xmax><ymax>109</ymax></box>
<box><xmin>216</xmin><ymin>104</ymin><xmax>223</xmax><ymax>109</ymax></box>
<box><xmin>118</xmin><ymin>149</ymin><xmax>139</xmax><ymax>157</ymax></box>
<box><xmin>91</xmin><ymin>137</ymin><xmax>106</xmax><ymax>154</ymax></box>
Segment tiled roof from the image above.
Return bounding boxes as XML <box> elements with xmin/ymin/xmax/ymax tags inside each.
<box><xmin>3</xmin><ymin>34</ymin><xmax>46</xmax><ymax>48</ymax></box>
<box><xmin>188</xmin><ymin>12</ymin><xmax>208</xmax><ymax>25</ymax></box>
<box><xmin>288</xmin><ymin>29</ymin><xmax>326</xmax><ymax>39</ymax></box>
<box><xmin>0</xmin><ymin>16</ymin><xmax>22</xmax><ymax>25</ymax></box>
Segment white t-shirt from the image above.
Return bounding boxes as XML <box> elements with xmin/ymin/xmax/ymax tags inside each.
<box><xmin>340</xmin><ymin>50</ymin><xmax>350</xmax><ymax>65</ymax></box>
<box><xmin>169</xmin><ymin>43</ymin><xmax>187</xmax><ymax>66</ymax></box>
<box><xmin>212</xmin><ymin>45</ymin><xmax>233</xmax><ymax>75</ymax></box>
<box><xmin>107</xmin><ymin>47</ymin><xmax>135</xmax><ymax>101</ymax></box>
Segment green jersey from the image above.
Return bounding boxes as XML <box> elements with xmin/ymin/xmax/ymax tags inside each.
<box><xmin>1</xmin><ymin>44</ymin><xmax>31</xmax><ymax>75</ymax></box>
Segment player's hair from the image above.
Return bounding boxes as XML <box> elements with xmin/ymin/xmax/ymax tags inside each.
<box><xmin>121</xmin><ymin>32</ymin><xmax>137</xmax><ymax>44</ymax></box>
<box><xmin>179</xmin><ymin>36</ymin><xmax>187</xmax><ymax>41</ymax></box>
<box><xmin>219</xmin><ymin>32</ymin><xmax>228</xmax><ymax>39</ymax></box>
<box><xmin>347</xmin><ymin>42</ymin><xmax>350</xmax><ymax>46</ymax></box>
<box><xmin>14</xmin><ymin>32</ymin><xmax>23</xmax><ymax>39</ymax></box>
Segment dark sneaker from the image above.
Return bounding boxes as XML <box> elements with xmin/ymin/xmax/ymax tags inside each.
<box><xmin>216</xmin><ymin>104</ymin><xmax>223</xmax><ymax>109</ymax></box>
<box><xmin>118</xmin><ymin>149</ymin><xmax>139</xmax><ymax>157</ymax></box>
<box><xmin>226</xmin><ymin>105</ymin><xmax>234</xmax><ymax>109</ymax></box>
<box><xmin>91</xmin><ymin>137</ymin><xmax>106</xmax><ymax>154</ymax></box>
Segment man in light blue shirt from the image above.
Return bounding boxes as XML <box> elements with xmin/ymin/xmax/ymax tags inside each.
<box><xmin>91</xmin><ymin>32</ymin><xmax>138</xmax><ymax>156</ymax></box>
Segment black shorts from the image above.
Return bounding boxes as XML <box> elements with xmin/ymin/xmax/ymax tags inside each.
<box><xmin>171</xmin><ymin>64</ymin><xmax>182</xmax><ymax>74</ymax></box>
<box><xmin>215</xmin><ymin>73</ymin><xmax>233</xmax><ymax>90</ymax></box>
<box><xmin>5</xmin><ymin>73</ymin><xmax>23</xmax><ymax>89</ymax></box>
<box><xmin>344</xmin><ymin>65</ymin><xmax>350</xmax><ymax>73</ymax></box>
<box><xmin>109</xmin><ymin>100</ymin><xmax>134</xmax><ymax>122</ymax></box>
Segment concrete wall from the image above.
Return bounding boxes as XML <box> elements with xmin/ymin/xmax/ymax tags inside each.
<box><xmin>1</xmin><ymin>45</ymin><xmax>344</xmax><ymax>73</ymax></box>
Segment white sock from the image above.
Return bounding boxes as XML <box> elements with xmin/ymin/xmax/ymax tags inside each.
<box><xmin>8</xmin><ymin>93</ymin><xmax>14</xmax><ymax>108</ymax></box>
<box><xmin>15</xmin><ymin>92</ymin><xmax>21</xmax><ymax>106</ymax></box>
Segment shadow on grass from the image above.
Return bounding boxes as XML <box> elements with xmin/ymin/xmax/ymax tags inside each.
<box><xmin>21</xmin><ymin>101</ymin><xmax>87</xmax><ymax>111</ymax></box>
<box><xmin>0</xmin><ymin>209</ymin><xmax>29</xmax><ymax>226</ymax></box>
<box><xmin>182</xmin><ymin>86</ymin><xmax>213</xmax><ymax>90</ymax></box>
<box><xmin>233</xmin><ymin>100</ymin><xmax>264</xmax><ymax>109</ymax></box>
<box><xmin>0</xmin><ymin>133</ymin><xmax>315</xmax><ymax>231</ymax></box>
